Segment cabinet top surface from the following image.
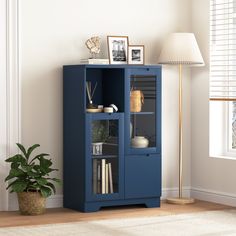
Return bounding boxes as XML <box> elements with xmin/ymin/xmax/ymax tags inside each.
<box><xmin>63</xmin><ymin>64</ymin><xmax>162</xmax><ymax>69</ymax></box>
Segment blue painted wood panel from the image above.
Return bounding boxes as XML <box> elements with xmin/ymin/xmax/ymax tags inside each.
<box><xmin>63</xmin><ymin>66</ymin><xmax>86</xmax><ymax>210</ymax></box>
<box><xmin>125</xmin><ymin>154</ymin><xmax>161</xmax><ymax>198</ymax></box>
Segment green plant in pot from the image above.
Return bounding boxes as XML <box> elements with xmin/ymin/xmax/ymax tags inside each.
<box><xmin>5</xmin><ymin>143</ymin><xmax>61</xmax><ymax>215</ymax></box>
<box><xmin>92</xmin><ymin>120</ymin><xmax>109</xmax><ymax>155</ymax></box>
<box><xmin>92</xmin><ymin>120</ymin><xmax>109</xmax><ymax>143</ymax></box>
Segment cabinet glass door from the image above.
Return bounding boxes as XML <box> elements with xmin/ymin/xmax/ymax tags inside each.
<box><xmin>128</xmin><ymin>71</ymin><xmax>159</xmax><ymax>154</ymax></box>
<box><xmin>91</xmin><ymin>119</ymin><xmax>119</xmax><ymax>195</ymax></box>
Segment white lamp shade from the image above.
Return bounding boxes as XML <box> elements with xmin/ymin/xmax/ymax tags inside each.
<box><xmin>158</xmin><ymin>33</ymin><xmax>204</xmax><ymax>65</ymax></box>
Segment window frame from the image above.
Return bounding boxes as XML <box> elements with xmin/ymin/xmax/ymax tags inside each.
<box><xmin>226</xmin><ymin>102</ymin><xmax>236</xmax><ymax>156</ymax></box>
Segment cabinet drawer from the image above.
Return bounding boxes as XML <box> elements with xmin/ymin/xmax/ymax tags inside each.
<box><xmin>125</xmin><ymin>154</ymin><xmax>161</xmax><ymax>199</ymax></box>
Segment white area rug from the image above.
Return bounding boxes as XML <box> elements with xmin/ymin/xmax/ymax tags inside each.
<box><xmin>1</xmin><ymin>210</ymin><xmax>236</xmax><ymax>236</ymax></box>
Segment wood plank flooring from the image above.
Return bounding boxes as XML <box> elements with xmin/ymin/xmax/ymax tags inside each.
<box><xmin>0</xmin><ymin>200</ymin><xmax>233</xmax><ymax>228</ymax></box>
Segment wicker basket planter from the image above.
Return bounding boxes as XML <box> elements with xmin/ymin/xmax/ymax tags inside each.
<box><xmin>5</xmin><ymin>143</ymin><xmax>61</xmax><ymax>216</ymax></box>
<box><xmin>17</xmin><ymin>192</ymin><xmax>46</xmax><ymax>215</ymax></box>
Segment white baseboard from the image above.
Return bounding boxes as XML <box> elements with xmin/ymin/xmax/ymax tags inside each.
<box><xmin>44</xmin><ymin>189</ymin><xmax>193</xmax><ymax>208</ymax></box>
<box><xmin>46</xmin><ymin>194</ymin><xmax>63</xmax><ymax>208</ymax></box>
<box><xmin>8</xmin><ymin>193</ymin><xmax>18</xmax><ymax>211</ymax></box>
<box><xmin>9</xmin><ymin>188</ymin><xmax>193</xmax><ymax>211</ymax></box>
<box><xmin>7</xmin><ymin>188</ymin><xmax>236</xmax><ymax>211</ymax></box>
<box><xmin>8</xmin><ymin>194</ymin><xmax>63</xmax><ymax>211</ymax></box>
<box><xmin>50</xmin><ymin>188</ymin><xmax>236</xmax><ymax>209</ymax></box>
<box><xmin>163</xmin><ymin>187</ymin><xmax>236</xmax><ymax>207</ymax></box>
<box><xmin>191</xmin><ymin>187</ymin><xmax>236</xmax><ymax>207</ymax></box>
<box><xmin>161</xmin><ymin>186</ymin><xmax>191</xmax><ymax>199</ymax></box>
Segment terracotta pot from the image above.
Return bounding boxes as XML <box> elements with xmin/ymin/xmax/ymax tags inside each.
<box><xmin>17</xmin><ymin>191</ymin><xmax>46</xmax><ymax>215</ymax></box>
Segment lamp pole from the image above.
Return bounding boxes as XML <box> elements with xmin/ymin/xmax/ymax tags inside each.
<box><xmin>179</xmin><ymin>64</ymin><xmax>183</xmax><ymax>199</ymax></box>
<box><xmin>166</xmin><ymin>64</ymin><xmax>195</xmax><ymax>204</ymax></box>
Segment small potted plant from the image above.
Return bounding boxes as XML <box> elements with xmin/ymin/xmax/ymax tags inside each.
<box><xmin>92</xmin><ymin>120</ymin><xmax>109</xmax><ymax>155</ymax></box>
<box><xmin>5</xmin><ymin>143</ymin><xmax>61</xmax><ymax>215</ymax></box>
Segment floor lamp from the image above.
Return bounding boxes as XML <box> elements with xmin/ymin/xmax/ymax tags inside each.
<box><xmin>158</xmin><ymin>33</ymin><xmax>204</xmax><ymax>204</ymax></box>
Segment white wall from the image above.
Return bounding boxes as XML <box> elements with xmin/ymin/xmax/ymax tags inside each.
<box><xmin>191</xmin><ymin>0</ymin><xmax>236</xmax><ymax>205</ymax></box>
<box><xmin>0</xmin><ymin>0</ymin><xmax>21</xmax><ymax>211</ymax></box>
<box><xmin>0</xmin><ymin>0</ymin><xmax>8</xmax><ymax>211</ymax></box>
<box><xmin>2</xmin><ymin>0</ymin><xmax>235</xmax><ymax>210</ymax></box>
<box><xmin>1</xmin><ymin>0</ymin><xmax>192</xmax><ymax>208</ymax></box>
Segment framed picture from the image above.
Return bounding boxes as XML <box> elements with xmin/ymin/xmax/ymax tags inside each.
<box><xmin>107</xmin><ymin>36</ymin><xmax>129</xmax><ymax>64</ymax></box>
<box><xmin>128</xmin><ymin>45</ymin><xmax>145</xmax><ymax>65</ymax></box>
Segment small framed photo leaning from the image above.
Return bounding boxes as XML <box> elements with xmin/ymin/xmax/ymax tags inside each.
<box><xmin>107</xmin><ymin>36</ymin><xmax>129</xmax><ymax>64</ymax></box>
<box><xmin>128</xmin><ymin>45</ymin><xmax>145</xmax><ymax>65</ymax></box>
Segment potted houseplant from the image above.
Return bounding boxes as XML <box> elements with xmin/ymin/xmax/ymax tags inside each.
<box><xmin>92</xmin><ymin>120</ymin><xmax>109</xmax><ymax>155</ymax></box>
<box><xmin>5</xmin><ymin>143</ymin><xmax>61</xmax><ymax>215</ymax></box>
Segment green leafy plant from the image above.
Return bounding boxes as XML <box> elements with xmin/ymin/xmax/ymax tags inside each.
<box><xmin>5</xmin><ymin>143</ymin><xmax>61</xmax><ymax>198</ymax></box>
<box><xmin>92</xmin><ymin>120</ymin><xmax>109</xmax><ymax>143</ymax></box>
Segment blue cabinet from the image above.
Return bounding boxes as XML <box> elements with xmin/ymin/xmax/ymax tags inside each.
<box><xmin>63</xmin><ymin>65</ymin><xmax>162</xmax><ymax>212</ymax></box>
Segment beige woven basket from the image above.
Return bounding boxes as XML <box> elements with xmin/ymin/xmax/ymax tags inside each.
<box><xmin>17</xmin><ymin>192</ymin><xmax>46</xmax><ymax>215</ymax></box>
<box><xmin>130</xmin><ymin>90</ymin><xmax>144</xmax><ymax>112</ymax></box>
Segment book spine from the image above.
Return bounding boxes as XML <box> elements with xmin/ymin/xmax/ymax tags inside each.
<box><xmin>108</xmin><ymin>163</ymin><xmax>113</xmax><ymax>194</ymax></box>
<box><xmin>101</xmin><ymin>159</ymin><xmax>106</xmax><ymax>194</ymax></box>
<box><xmin>80</xmin><ymin>59</ymin><xmax>109</xmax><ymax>64</ymax></box>
<box><xmin>105</xmin><ymin>163</ymin><xmax>109</xmax><ymax>194</ymax></box>
<box><xmin>93</xmin><ymin>159</ymin><xmax>97</xmax><ymax>194</ymax></box>
<box><xmin>97</xmin><ymin>160</ymin><xmax>101</xmax><ymax>194</ymax></box>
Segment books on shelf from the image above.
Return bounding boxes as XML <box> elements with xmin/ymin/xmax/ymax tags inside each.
<box><xmin>105</xmin><ymin>163</ymin><xmax>109</xmax><ymax>194</ymax></box>
<box><xmin>93</xmin><ymin>158</ymin><xmax>114</xmax><ymax>195</ymax></box>
<box><xmin>80</xmin><ymin>59</ymin><xmax>109</xmax><ymax>65</ymax></box>
<box><xmin>101</xmin><ymin>159</ymin><xmax>106</xmax><ymax>194</ymax></box>
<box><xmin>93</xmin><ymin>159</ymin><xmax>98</xmax><ymax>194</ymax></box>
<box><xmin>108</xmin><ymin>163</ymin><xmax>113</xmax><ymax>194</ymax></box>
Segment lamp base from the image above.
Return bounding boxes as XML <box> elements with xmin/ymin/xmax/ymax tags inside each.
<box><xmin>166</xmin><ymin>197</ymin><xmax>195</xmax><ymax>205</ymax></box>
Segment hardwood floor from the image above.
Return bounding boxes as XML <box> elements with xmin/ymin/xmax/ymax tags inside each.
<box><xmin>0</xmin><ymin>200</ymin><xmax>233</xmax><ymax>228</ymax></box>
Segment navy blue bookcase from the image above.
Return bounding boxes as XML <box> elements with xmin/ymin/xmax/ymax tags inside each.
<box><xmin>63</xmin><ymin>65</ymin><xmax>162</xmax><ymax>212</ymax></box>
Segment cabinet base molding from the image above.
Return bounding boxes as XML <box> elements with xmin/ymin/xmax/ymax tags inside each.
<box><xmin>66</xmin><ymin>197</ymin><xmax>161</xmax><ymax>213</ymax></box>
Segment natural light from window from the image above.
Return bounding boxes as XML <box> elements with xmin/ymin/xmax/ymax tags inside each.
<box><xmin>230</xmin><ymin>101</ymin><xmax>236</xmax><ymax>149</ymax></box>
<box><xmin>209</xmin><ymin>0</ymin><xmax>236</xmax><ymax>158</ymax></box>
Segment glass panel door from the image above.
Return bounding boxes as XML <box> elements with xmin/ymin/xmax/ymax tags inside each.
<box><xmin>130</xmin><ymin>74</ymin><xmax>156</xmax><ymax>150</ymax></box>
<box><xmin>91</xmin><ymin>119</ymin><xmax>119</xmax><ymax>195</ymax></box>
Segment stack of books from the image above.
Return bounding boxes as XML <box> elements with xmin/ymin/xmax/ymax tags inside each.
<box><xmin>93</xmin><ymin>159</ymin><xmax>114</xmax><ymax>194</ymax></box>
<box><xmin>80</xmin><ymin>59</ymin><xmax>109</xmax><ymax>65</ymax></box>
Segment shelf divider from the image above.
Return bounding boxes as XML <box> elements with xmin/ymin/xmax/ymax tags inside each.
<box><xmin>130</xmin><ymin>112</ymin><xmax>154</xmax><ymax>115</ymax></box>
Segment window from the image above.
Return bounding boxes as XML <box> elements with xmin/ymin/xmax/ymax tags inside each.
<box><xmin>210</xmin><ymin>0</ymin><xmax>236</xmax><ymax>158</ymax></box>
<box><xmin>232</xmin><ymin>102</ymin><xmax>236</xmax><ymax>148</ymax></box>
<box><xmin>229</xmin><ymin>101</ymin><xmax>236</xmax><ymax>150</ymax></box>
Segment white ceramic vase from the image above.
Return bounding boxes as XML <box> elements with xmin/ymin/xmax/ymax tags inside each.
<box><xmin>131</xmin><ymin>136</ymin><xmax>149</xmax><ymax>148</ymax></box>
